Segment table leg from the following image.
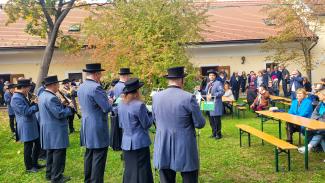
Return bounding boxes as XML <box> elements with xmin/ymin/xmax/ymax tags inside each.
<box><xmin>261</xmin><ymin>116</ymin><xmax>264</xmax><ymax>145</ymax></box>
<box><xmin>304</xmin><ymin>128</ymin><xmax>309</xmax><ymax>170</ymax></box>
<box><xmin>275</xmin><ymin>147</ymin><xmax>279</xmax><ymax>172</ymax></box>
<box><xmin>239</xmin><ymin>129</ymin><xmax>242</xmax><ymax>147</ymax></box>
<box><xmin>278</xmin><ymin>120</ymin><xmax>282</xmax><ymax>139</ymax></box>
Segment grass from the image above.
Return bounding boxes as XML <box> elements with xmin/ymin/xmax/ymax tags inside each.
<box><xmin>0</xmin><ymin>107</ymin><xmax>325</xmax><ymax>183</ymax></box>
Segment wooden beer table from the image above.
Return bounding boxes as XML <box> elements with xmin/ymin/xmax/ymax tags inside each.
<box><xmin>270</xmin><ymin>95</ymin><xmax>292</xmax><ymax>102</ymax></box>
<box><xmin>256</xmin><ymin>110</ymin><xmax>325</xmax><ymax>170</ymax></box>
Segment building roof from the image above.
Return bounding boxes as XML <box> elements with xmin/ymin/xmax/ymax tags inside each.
<box><xmin>0</xmin><ymin>7</ymin><xmax>88</xmax><ymax>48</ymax></box>
<box><xmin>303</xmin><ymin>0</ymin><xmax>325</xmax><ymax>15</ymax></box>
<box><xmin>0</xmin><ymin>0</ymin><xmax>278</xmax><ymax>48</ymax></box>
<box><xmin>197</xmin><ymin>0</ymin><xmax>277</xmax><ymax>43</ymax></box>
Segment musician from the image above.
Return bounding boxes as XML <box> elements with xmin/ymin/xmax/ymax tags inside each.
<box><xmin>36</xmin><ymin>81</ymin><xmax>46</xmax><ymax>97</ymax></box>
<box><xmin>118</xmin><ymin>78</ymin><xmax>154</xmax><ymax>183</ymax></box>
<box><xmin>34</xmin><ymin>80</ymin><xmax>47</xmax><ymax>161</ymax></box>
<box><xmin>11</xmin><ymin>79</ymin><xmax>45</xmax><ymax>173</ymax></box>
<box><xmin>4</xmin><ymin>83</ymin><xmax>16</xmax><ymax>134</ymax></box>
<box><xmin>114</xmin><ymin>68</ymin><xmax>133</xmax><ymax>99</ymax></box>
<box><xmin>111</xmin><ymin>68</ymin><xmax>132</xmax><ymax>151</ymax></box>
<box><xmin>77</xmin><ymin>63</ymin><xmax>112</xmax><ymax>183</ymax></box>
<box><xmin>107</xmin><ymin>78</ymin><xmax>119</xmax><ymax>100</ymax></box>
<box><xmin>38</xmin><ymin>76</ymin><xmax>73</xmax><ymax>182</ymax></box>
<box><xmin>203</xmin><ymin>69</ymin><xmax>225</xmax><ymax>139</ymax></box>
<box><xmin>152</xmin><ymin>66</ymin><xmax>205</xmax><ymax>183</ymax></box>
<box><xmin>60</xmin><ymin>79</ymin><xmax>76</xmax><ymax>133</ymax></box>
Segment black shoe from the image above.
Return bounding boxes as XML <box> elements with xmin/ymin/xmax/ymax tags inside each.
<box><xmin>26</xmin><ymin>167</ymin><xmax>38</xmax><ymax>173</ymax></box>
<box><xmin>215</xmin><ymin>135</ymin><xmax>222</xmax><ymax>140</ymax></box>
<box><xmin>36</xmin><ymin>164</ymin><xmax>46</xmax><ymax>169</ymax></box>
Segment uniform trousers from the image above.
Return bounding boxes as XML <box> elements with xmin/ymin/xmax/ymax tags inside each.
<box><xmin>9</xmin><ymin>115</ymin><xmax>15</xmax><ymax>133</ymax></box>
<box><xmin>46</xmin><ymin>149</ymin><xmax>66</xmax><ymax>183</ymax></box>
<box><xmin>208</xmin><ymin>115</ymin><xmax>222</xmax><ymax>137</ymax></box>
<box><xmin>159</xmin><ymin>169</ymin><xmax>198</xmax><ymax>183</ymax></box>
<box><xmin>84</xmin><ymin>147</ymin><xmax>108</xmax><ymax>183</ymax></box>
<box><xmin>67</xmin><ymin>114</ymin><xmax>75</xmax><ymax>133</ymax></box>
<box><xmin>24</xmin><ymin>138</ymin><xmax>41</xmax><ymax>170</ymax></box>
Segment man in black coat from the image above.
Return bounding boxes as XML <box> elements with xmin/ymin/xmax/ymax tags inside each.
<box><xmin>230</xmin><ymin>72</ymin><xmax>240</xmax><ymax>100</ymax></box>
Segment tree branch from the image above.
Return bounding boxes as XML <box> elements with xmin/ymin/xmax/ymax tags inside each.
<box><xmin>39</xmin><ymin>0</ymin><xmax>54</xmax><ymax>32</ymax></box>
<box><xmin>72</xmin><ymin>2</ymin><xmax>113</xmax><ymax>9</ymax></box>
<box><xmin>308</xmin><ymin>36</ymin><xmax>319</xmax><ymax>51</ymax></box>
<box><xmin>54</xmin><ymin>0</ymin><xmax>76</xmax><ymax>31</ymax></box>
<box><xmin>56</xmin><ymin>0</ymin><xmax>64</xmax><ymax>21</ymax></box>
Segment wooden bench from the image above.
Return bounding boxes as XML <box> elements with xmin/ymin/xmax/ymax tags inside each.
<box><xmin>236</xmin><ymin>124</ymin><xmax>297</xmax><ymax>172</ymax></box>
<box><xmin>234</xmin><ymin>104</ymin><xmax>247</xmax><ymax>118</ymax></box>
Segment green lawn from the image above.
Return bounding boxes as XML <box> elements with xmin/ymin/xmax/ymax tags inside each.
<box><xmin>0</xmin><ymin>108</ymin><xmax>324</xmax><ymax>183</ymax></box>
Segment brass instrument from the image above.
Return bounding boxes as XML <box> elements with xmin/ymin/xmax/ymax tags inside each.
<box><xmin>57</xmin><ymin>90</ymin><xmax>81</xmax><ymax>119</ymax></box>
<box><xmin>28</xmin><ymin>92</ymin><xmax>38</xmax><ymax>104</ymax></box>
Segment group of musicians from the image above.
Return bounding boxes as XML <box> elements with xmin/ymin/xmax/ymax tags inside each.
<box><xmin>4</xmin><ymin>63</ymin><xmax>227</xmax><ymax>183</ymax></box>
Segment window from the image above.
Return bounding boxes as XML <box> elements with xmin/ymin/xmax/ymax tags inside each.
<box><xmin>263</xmin><ymin>18</ymin><xmax>276</xmax><ymax>26</ymax></box>
<box><xmin>266</xmin><ymin>63</ymin><xmax>278</xmax><ymax>70</ymax></box>
<box><xmin>68</xmin><ymin>73</ymin><xmax>82</xmax><ymax>81</ymax></box>
<box><xmin>68</xmin><ymin>24</ymin><xmax>81</xmax><ymax>32</ymax></box>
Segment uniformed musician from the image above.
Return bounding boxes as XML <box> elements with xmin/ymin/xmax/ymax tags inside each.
<box><xmin>38</xmin><ymin>76</ymin><xmax>73</xmax><ymax>182</ymax></box>
<box><xmin>77</xmin><ymin>63</ymin><xmax>112</xmax><ymax>183</ymax></box>
<box><xmin>118</xmin><ymin>78</ymin><xmax>154</xmax><ymax>183</ymax></box>
<box><xmin>152</xmin><ymin>66</ymin><xmax>206</xmax><ymax>183</ymax></box>
<box><xmin>11</xmin><ymin>79</ymin><xmax>45</xmax><ymax>173</ymax></box>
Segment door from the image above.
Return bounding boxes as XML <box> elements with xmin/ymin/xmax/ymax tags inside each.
<box><xmin>217</xmin><ymin>66</ymin><xmax>230</xmax><ymax>80</ymax></box>
<box><xmin>10</xmin><ymin>74</ymin><xmax>25</xmax><ymax>83</ymax></box>
<box><xmin>201</xmin><ymin>66</ymin><xmax>218</xmax><ymax>76</ymax></box>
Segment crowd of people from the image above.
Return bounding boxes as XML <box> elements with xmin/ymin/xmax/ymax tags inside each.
<box><xmin>1</xmin><ymin>63</ymin><xmax>325</xmax><ymax>183</ymax></box>
<box><xmin>198</xmin><ymin>65</ymin><xmax>325</xmax><ymax>158</ymax></box>
<box><xmin>3</xmin><ymin>64</ymin><xmax>206</xmax><ymax>183</ymax></box>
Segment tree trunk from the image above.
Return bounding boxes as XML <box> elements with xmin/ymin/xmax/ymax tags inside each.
<box><xmin>305</xmin><ymin>50</ymin><xmax>313</xmax><ymax>83</ymax></box>
<box><xmin>306</xmin><ymin>68</ymin><xmax>312</xmax><ymax>83</ymax></box>
<box><xmin>35</xmin><ymin>30</ymin><xmax>59</xmax><ymax>91</ymax></box>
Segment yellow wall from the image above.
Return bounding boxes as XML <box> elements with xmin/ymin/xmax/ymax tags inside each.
<box><xmin>0</xmin><ymin>42</ymin><xmax>324</xmax><ymax>84</ymax></box>
<box><xmin>0</xmin><ymin>49</ymin><xmax>90</xmax><ymax>81</ymax></box>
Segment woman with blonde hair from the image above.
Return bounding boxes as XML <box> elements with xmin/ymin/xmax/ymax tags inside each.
<box><xmin>118</xmin><ymin>78</ymin><xmax>154</xmax><ymax>183</ymax></box>
<box><xmin>286</xmin><ymin>88</ymin><xmax>313</xmax><ymax>143</ymax></box>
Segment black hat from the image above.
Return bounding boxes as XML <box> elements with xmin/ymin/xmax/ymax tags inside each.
<box><xmin>119</xmin><ymin>68</ymin><xmax>133</xmax><ymax>75</ymax></box>
<box><xmin>111</xmin><ymin>79</ymin><xmax>119</xmax><ymax>87</ymax></box>
<box><xmin>83</xmin><ymin>63</ymin><xmax>105</xmax><ymax>73</ymax></box>
<box><xmin>62</xmin><ymin>79</ymin><xmax>70</xmax><ymax>84</ymax></box>
<box><xmin>206</xmin><ymin>69</ymin><xmax>218</xmax><ymax>76</ymax></box>
<box><xmin>7</xmin><ymin>83</ymin><xmax>16</xmax><ymax>89</ymax></box>
<box><xmin>16</xmin><ymin>79</ymin><xmax>33</xmax><ymax>87</ymax></box>
<box><xmin>164</xmin><ymin>66</ymin><xmax>187</xmax><ymax>79</ymax></box>
<box><xmin>123</xmin><ymin>78</ymin><xmax>144</xmax><ymax>93</ymax></box>
<box><xmin>44</xmin><ymin>75</ymin><xmax>62</xmax><ymax>86</ymax></box>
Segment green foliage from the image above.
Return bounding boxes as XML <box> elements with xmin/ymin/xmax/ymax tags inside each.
<box><xmin>4</xmin><ymin>0</ymin><xmax>82</xmax><ymax>49</ymax></box>
<box><xmin>4</xmin><ymin>0</ymin><xmax>48</xmax><ymax>38</ymax></box>
<box><xmin>83</xmin><ymin>0</ymin><xmax>207</xmax><ymax>94</ymax></box>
